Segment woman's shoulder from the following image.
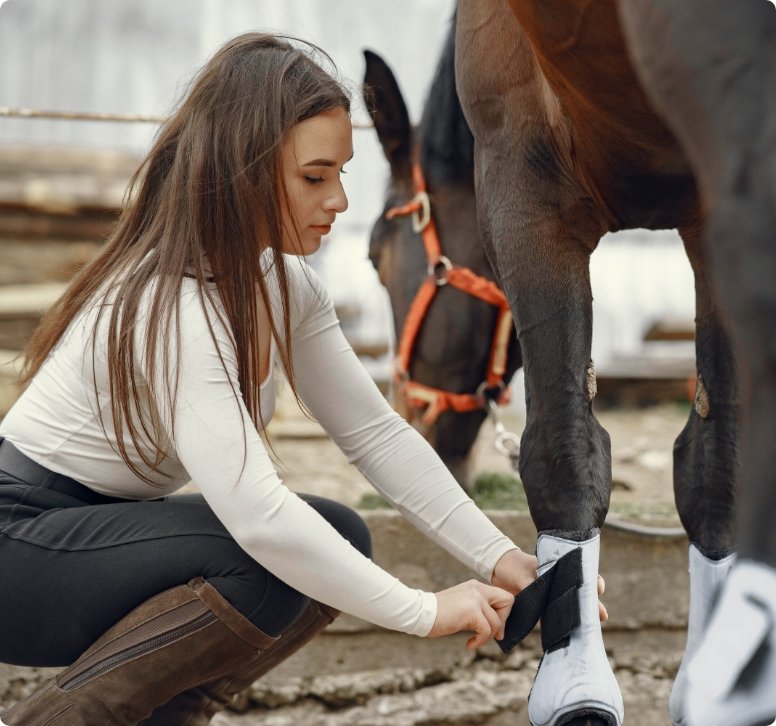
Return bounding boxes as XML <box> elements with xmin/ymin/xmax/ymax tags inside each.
<box><xmin>282</xmin><ymin>254</ymin><xmax>325</xmax><ymax>291</ymax></box>
<box><xmin>271</xmin><ymin>254</ymin><xmax>333</xmax><ymax>331</ymax></box>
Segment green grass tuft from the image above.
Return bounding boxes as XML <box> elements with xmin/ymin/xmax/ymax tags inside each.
<box><xmin>357</xmin><ymin>470</ymin><xmax>529</xmax><ymax>511</ymax></box>
<box><xmin>357</xmin><ymin>492</ymin><xmax>392</xmax><ymax>510</ymax></box>
<box><xmin>471</xmin><ymin>470</ymin><xmax>529</xmax><ymax>510</ymax></box>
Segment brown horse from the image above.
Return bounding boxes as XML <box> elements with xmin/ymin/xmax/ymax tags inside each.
<box><xmin>362</xmin><ymin>32</ymin><xmax>521</xmax><ymax>491</ymax></box>
<box><xmin>455</xmin><ymin>1</ymin><xmax>775</xmax><ymax>725</ymax></box>
<box><xmin>618</xmin><ymin>4</ymin><xmax>776</xmax><ymax>725</ymax></box>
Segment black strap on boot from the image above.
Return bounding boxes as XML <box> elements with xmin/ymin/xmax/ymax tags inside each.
<box><xmin>497</xmin><ymin>547</ymin><xmax>583</xmax><ymax>654</ymax></box>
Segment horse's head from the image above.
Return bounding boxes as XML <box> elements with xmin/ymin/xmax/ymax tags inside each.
<box><xmin>362</xmin><ymin>42</ymin><xmax>522</xmax><ymax>491</ymax></box>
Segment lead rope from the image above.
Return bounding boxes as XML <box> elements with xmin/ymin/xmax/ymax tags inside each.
<box><xmin>485</xmin><ymin>397</ymin><xmax>521</xmax><ymax>470</ymax></box>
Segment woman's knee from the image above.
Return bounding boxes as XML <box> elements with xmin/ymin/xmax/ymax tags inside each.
<box><xmin>300</xmin><ymin>495</ymin><xmax>373</xmax><ymax>559</ymax></box>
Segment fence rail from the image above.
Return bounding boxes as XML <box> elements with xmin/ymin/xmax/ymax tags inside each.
<box><xmin>0</xmin><ymin>106</ymin><xmax>373</xmax><ymax>129</ymax></box>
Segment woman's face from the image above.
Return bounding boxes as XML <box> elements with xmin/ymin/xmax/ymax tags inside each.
<box><xmin>280</xmin><ymin>107</ymin><xmax>353</xmax><ymax>256</ymax></box>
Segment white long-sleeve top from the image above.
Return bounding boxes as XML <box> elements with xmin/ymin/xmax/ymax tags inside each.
<box><xmin>0</xmin><ymin>256</ymin><xmax>518</xmax><ymax>636</ymax></box>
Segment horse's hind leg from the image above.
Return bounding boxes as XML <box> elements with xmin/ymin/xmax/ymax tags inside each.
<box><xmin>620</xmin><ymin>2</ymin><xmax>776</xmax><ymax>724</ymax></box>
<box><xmin>667</xmin><ymin>224</ymin><xmax>738</xmax><ymax>725</ymax></box>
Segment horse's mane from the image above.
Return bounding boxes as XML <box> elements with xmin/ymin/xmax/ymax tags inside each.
<box><xmin>418</xmin><ymin>12</ymin><xmax>474</xmax><ymax>187</ymax></box>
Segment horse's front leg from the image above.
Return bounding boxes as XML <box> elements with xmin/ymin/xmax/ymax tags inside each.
<box><xmin>456</xmin><ymin>4</ymin><xmax>621</xmax><ymax>722</ymax></box>
<box><xmin>488</xmin><ymin>191</ymin><xmax>611</xmax><ymax>536</ymax></box>
<box><xmin>454</xmin><ymin>0</ymin><xmax>614</xmax><ymax>532</ymax></box>
<box><xmin>473</xmin><ymin>130</ymin><xmax>620</xmax><ymax>726</ymax></box>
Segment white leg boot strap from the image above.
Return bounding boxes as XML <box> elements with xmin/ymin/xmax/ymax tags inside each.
<box><xmin>684</xmin><ymin>560</ymin><xmax>776</xmax><ymax>726</ymax></box>
<box><xmin>669</xmin><ymin>544</ymin><xmax>735</xmax><ymax>725</ymax></box>
<box><xmin>527</xmin><ymin>533</ymin><xmax>624</xmax><ymax>726</ymax></box>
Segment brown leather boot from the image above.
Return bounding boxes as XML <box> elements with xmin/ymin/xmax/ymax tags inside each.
<box><xmin>0</xmin><ymin>578</ymin><xmax>278</xmax><ymax>726</ymax></box>
<box><xmin>139</xmin><ymin>600</ymin><xmax>339</xmax><ymax>725</ymax></box>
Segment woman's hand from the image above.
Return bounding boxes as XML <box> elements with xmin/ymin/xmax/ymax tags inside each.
<box><xmin>491</xmin><ymin>548</ymin><xmax>609</xmax><ymax>621</ymax></box>
<box><xmin>490</xmin><ymin>547</ymin><xmax>538</xmax><ymax>594</ymax></box>
<box><xmin>428</xmin><ymin>580</ymin><xmax>515</xmax><ymax>649</ymax></box>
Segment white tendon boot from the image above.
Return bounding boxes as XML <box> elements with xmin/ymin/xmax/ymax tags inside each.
<box><xmin>527</xmin><ymin>533</ymin><xmax>624</xmax><ymax>726</ymax></box>
<box><xmin>684</xmin><ymin>560</ymin><xmax>776</xmax><ymax>726</ymax></box>
<box><xmin>669</xmin><ymin>544</ymin><xmax>735</xmax><ymax>725</ymax></box>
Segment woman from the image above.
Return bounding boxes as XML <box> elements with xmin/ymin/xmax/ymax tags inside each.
<box><xmin>0</xmin><ymin>32</ymin><xmax>538</xmax><ymax>725</ymax></box>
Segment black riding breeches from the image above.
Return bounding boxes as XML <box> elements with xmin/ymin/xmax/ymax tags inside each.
<box><xmin>0</xmin><ymin>438</ymin><xmax>372</xmax><ymax>668</ymax></box>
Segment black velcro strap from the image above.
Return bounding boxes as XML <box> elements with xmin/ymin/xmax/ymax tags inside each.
<box><xmin>541</xmin><ymin>546</ymin><xmax>583</xmax><ymax>652</ymax></box>
<box><xmin>497</xmin><ymin>546</ymin><xmax>583</xmax><ymax>654</ymax></box>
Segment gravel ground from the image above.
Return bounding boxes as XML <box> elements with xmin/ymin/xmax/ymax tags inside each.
<box><xmin>210</xmin><ymin>400</ymin><xmax>690</xmax><ymax>726</ymax></box>
<box><xmin>210</xmin><ymin>631</ymin><xmax>684</xmax><ymax>726</ymax></box>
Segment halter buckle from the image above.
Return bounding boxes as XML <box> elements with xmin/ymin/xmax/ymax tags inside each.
<box><xmin>411</xmin><ymin>191</ymin><xmax>431</xmax><ymax>233</ymax></box>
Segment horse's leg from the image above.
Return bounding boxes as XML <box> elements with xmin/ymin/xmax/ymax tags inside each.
<box><xmin>667</xmin><ymin>224</ymin><xmax>738</xmax><ymax>725</ymax></box>
<box><xmin>619</xmin><ymin>2</ymin><xmax>776</xmax><ymax>725</ymax></box>
<box><xmin>456</xmin><ymin>5</ymin><xmax>621</xmax><ymax>724</ymax></box>
<box><xmin>480</xmin><ymin>162</ymin><xmax>618</xmax><ymax>726</ymax></box>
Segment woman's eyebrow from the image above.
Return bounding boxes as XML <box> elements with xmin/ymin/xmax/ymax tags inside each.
<box><xmin>302</xmin><ymin>152</ymin><xmax>355</xmax><ymax>167</ymax></box>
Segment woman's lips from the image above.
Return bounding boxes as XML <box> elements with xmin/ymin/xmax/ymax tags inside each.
<box><xmin>311</xmin><ymin>225</ymin><xmax>331</xmax><ymax>235</ymax></box>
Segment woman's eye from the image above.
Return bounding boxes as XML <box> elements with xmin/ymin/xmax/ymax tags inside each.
<box><xmin>304</xmin><ymin>176</ymin><xmax>324</xmax><ymax>185</ymax></box>
<box><xmin>339</xmin><ymin>168</ymin><xmax>347</xmax><ymax>175</ymax></box>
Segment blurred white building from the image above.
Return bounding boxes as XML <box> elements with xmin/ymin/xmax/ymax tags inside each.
<box><xmin>0</xmin><ymin>0</ymin><xmax>697</xmax><ymax>412</ymax></box>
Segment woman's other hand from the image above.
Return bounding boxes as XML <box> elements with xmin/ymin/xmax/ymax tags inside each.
<box><xmin>429</xmin><ymin>580</ymin><xmax>514</xmax><ymax>649</ymax></box>
<box><xmin>491</xmin><ymin>548</ymin><xmax>609</xmax><ymax>622</ymax></box>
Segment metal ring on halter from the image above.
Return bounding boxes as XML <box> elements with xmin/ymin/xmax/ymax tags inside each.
<box><xmin>428</xmin><ymin>255</ymin><xmax>453</xmax><ymax>286</ymax></box>
<box><xmin>494</xmin><ymin>429</ymin><xmax>521</xmax><ymax>458</ymax></box>
<box><xmin>411</xmin><ymin>191</ymin><xmax>431</xmax><ymax>233</ymax></box>
<box><xmin>483</xmin><ymin>393</ymin><xmax>521</xmax><ymax>461</ymax></box>
<box><xmin>392</xmin><ymin>359</ymin><xmax>410</xmax><ymax>384</ymax></box>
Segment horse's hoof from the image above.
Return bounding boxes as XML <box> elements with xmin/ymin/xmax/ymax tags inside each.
<box><xmin>530</xmin><ymin>704</ymin><xmax>620</xmax><ymax>726</ymax></box>
<box><xmin>683</xmin><ymin>560</ymin><xmax>776</xmax><ymax>726</ymax></box>
<box><xmin>558</xmin><ymin>715</ymin><xmax>618</xmax><ymax>726</ymax></box>
<box><xmin>530</xmin><ymin>704</ymin><xmax>621</xmax><ymax>726</ymax></box>
<box><xmin>527</xmin><ymin>534</ymin><xmax>624</xmax><ymax>726</ymax></box>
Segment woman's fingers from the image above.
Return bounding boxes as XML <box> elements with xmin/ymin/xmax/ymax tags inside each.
<box><xmin>466</xmin><ymin>612</ymin><xmax>493</xmax><ymax>650</ymax></box>
<box><xmin>488</xmin><ymin>584</ymin><xmax>513</xmax><ymax>640</ymax></box>
<box><xmin>476</xmin><ymin>587</ymin><xmax>511</xmax><ymax>646</ymax></box>
<box><xmin>431</xmin><ymin>580</ymin><xmax>515</xmax><ymax>647</ymax></box>
<box><xmin>597</xmin><ymin>575</ymin><xmax>608</xmax><ymax>620</ymax></box>
<box><xmin>466</xmin><ymin>586</ymin><xmax>512</xmax><ymax>649</ymax></box>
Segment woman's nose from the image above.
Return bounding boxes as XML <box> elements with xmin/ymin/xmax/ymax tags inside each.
<box><xmin>325</xmin><ymin>181</ymin><xmax>348</xmax><ymax>214</ymax></box>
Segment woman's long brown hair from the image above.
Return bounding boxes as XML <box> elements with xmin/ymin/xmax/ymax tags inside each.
<box><xmin>20</xmin><ymin>33</ymin><xmax>350</xmax><ymax>484</ymax></box>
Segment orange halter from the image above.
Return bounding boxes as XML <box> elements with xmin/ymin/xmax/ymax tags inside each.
<box><xmin>385</xmin><ymin>157</ymin><xmax>514</xmax><ymax>426</ymax></box>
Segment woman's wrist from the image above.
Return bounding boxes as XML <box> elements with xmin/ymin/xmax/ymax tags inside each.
<box><xmin>490</xmin><ymin>547</ymin><xmax>538</xmax><ymax>594</ymax></box>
